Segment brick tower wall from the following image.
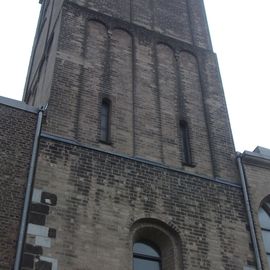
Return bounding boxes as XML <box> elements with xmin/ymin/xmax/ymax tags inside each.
<box><xmin>42</xmin><ymin>2</ymin><xmax>238</xmax><ymax>182</ymax></box>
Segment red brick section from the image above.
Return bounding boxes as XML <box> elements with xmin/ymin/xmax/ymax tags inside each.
<box><xmin>0</xmin><ymin>104</ymin><xmax>37</xmax><ymax>270</ymax></box>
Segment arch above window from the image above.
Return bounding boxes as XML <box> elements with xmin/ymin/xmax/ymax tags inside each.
<box><xmin>131</xmin><ymin>218</ymin><xmax>183</xmax><ymax>270</ymax></box>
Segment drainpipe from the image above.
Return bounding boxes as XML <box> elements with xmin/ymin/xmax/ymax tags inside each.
<box><xmin>14</xmin><ymin>108</ymin><xmax>44</xmax><ymax>270</ymax></box>
<box><xmin>236</xmin><ymin>152</ymin><xmax>263</xmax><ymax>270</ymax></box>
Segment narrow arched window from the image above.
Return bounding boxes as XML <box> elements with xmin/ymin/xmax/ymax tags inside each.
<box><xmin>100</xmin><ymin>98</ymin><xmax>111</xmax><ymax>143</ymax></box>
<box><xmin>258</xmin><ymin>202</ymin><xmax>270</xmax><ymax>266</ymax></box>
<box><xmin>133</xmin><ymin>242</ymin><xmax>161</xmax><ymax>270</ymax></box>
<box><xmin>180</xmin><ymin>120</ymin><xmax>192</xmax><ymax>165</ymax></box>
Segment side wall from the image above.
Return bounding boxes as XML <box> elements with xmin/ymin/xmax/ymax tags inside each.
<box><xmin>0</xmin><ymin>101</ymin><xmax>37</xmax><ymax>270</ymax></box>
<box><xmin>23</xmin><ymin>136</ymin><xmax>254</xmax><ymax>270</ymax></box>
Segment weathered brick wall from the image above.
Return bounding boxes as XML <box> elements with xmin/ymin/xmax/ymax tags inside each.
<box><xmin>178</xmin><ymin>51</ymin><xmax>213</xmax><ymax>176</ymax></box>
<box><xmin>157</xmin><ymin>44</ymin><xmax>181</xmax><ymax>167</ymax></box>
<box><xmin>43</xmin><ymin>3</ymin><xmax>238</xmax><ymax>182</ymax></box>
<box><xmin>188</xmin><ymin>0</ymin><xmax>212</xmax><ymax>49</ymax></box>
<box><xmin>28</xmin><ymin>136</ymin><xmax>253</xmax><ymax>270</ymax></box>
<box><xmin>40</xmin><ymin>4</ymin><xmax>238</xmax><ymax>182</ymax></box>
<box><xmin>198</xmin><ymin>51</ymin><xmax>238</xmax><ymax>181</ymax></box>
<box><xmin>0</xmin><ymin>103</ymin><xmax>37</xmax><ymax>270</ymax></box>
<box><xmin>25</xmin><ymin>0</ymin><xmax>212</xmax><ymax>107</ymax></box>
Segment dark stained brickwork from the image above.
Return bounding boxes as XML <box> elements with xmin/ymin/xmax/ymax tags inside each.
<box><xmin>30</xmin><ymin>136</ymin><xmax>254</xmax><ymax>270</ymax></box>
<box><xmin>0</xmin><ymin>103</ymin><xmax>37</xmax><ymax>270</ymax></box>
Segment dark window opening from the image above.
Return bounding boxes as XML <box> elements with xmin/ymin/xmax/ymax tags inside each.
<box><xmin>180</xmin><ymin>120</ymin><xmax>192</xmax><ymax>166</ymax></box>
<box><xmin>100</xmin><ymin>98</ymin><xmax>111</xmax><ymax>143</ymax></box>
<box><xmin>133</xmin><ymin>242</ymin><xmax>161</xmax><ymax>270</ymax></box>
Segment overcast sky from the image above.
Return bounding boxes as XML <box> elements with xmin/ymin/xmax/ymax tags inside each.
<box><xmin>0</xmin><ymin>1</ymin><xmax>269</xmax><ymax>152</ymax></box>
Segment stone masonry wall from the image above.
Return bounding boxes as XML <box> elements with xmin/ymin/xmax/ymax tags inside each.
<box><xmin>43</xmin><ymin>3</ymin><xmax>238</xmax><ymax>182</ymax></box>
<box><xmin>0</xmin><ymin>103</ymin><xmax>37</xmax><ymax>270</ymax></box>
<box><xmin>27</xmin><ymin>136</ymin><xmax>254</xmax><ymax>270</ymax></box>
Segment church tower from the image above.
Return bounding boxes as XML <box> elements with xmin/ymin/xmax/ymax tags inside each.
<box><xmin>24</xmin><ymin>0</ymin><xmax>238</xmax><ymax>182</ymax></box>
<box><xmin>17</xmin><ymin>0</ymin><xmax>255</xmax><ymax>269</ymax></box>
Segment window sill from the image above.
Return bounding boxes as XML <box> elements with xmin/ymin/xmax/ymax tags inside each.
<box><xmin>99</xmin><ymin>139</ymin><xmax>112</xmax><ymax>146</ymax></box>
<box><xmin>182</xmin><ymin>162</ymin><xmax>196</xmax><ymax>168</ymax></box>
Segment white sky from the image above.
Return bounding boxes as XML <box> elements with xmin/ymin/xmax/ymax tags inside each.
<box><xmin>0</xmin><ymin>1</ymin><xmax>269</xmax><ymax>153</ymax></box>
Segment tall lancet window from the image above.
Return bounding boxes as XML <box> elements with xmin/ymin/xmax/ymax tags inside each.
<box><xmin>133</xmin><ymin>242</ymin><xmax>161</xmax><ymax>270</ymax></box>
<box><xmin>180</xmin><ymin>120</ymin><xmax>192</xmax><ymax>166</ymax></box>
<box><xmin>100</xmin><ymin>98</ymin><xmax>111</xmax><ymax>143</ymax></box>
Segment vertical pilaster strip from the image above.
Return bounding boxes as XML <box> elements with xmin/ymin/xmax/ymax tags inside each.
<box><xmin>199</xmin><ymin>0</ymin><xmax>213</xmax><ymax>50</ymax></box>
<box><xmin>175</xmin><ymin>51</ymin><xmax>186</xmax><ymax>120</ymax></box>
<box><xmin>102</xmin><ymin>29</ymin><xmax>112</xmax><ymax>97</ymax></box>
<box><xmin>185</xmin><ymin>0</ymin><xmax>195</xmax><ymax>46</ymax></box>
<box><xmin>97</xmin><ymin>27</ymin><xmax>111</xmax><ymax>142</ymax></box>
<box><xmin>196</xmin><ymin>53</ymin><xmax>216</xmax><ymax>177</ymax></box>
<box><xmin>174</xmin><ymin>51</ymin><xmax>184</xmax><ymax>165</ymax></box>
<box><xmin>130</xmin><ymin>0</ymin><xmax>133</xmax><ymax>23</ymax></box>
<box><xmin>153</xmin><ymin>42</ymin><xmax>164</xmax><ymax>163</ymax></box>
<box><xmin>150</xmin><ymin>0</ymin><xmax>155</xmax><ymax>31</ymax></box>
<box><xmin>74</xmin><ymin>16</ymin><xmax>88</xmax><ymax>141</ymax></box>
<box><xmin>175</xmin><ymin>51</ymin><xmax>188</xmax><ymax>166</ymax></box>
<box><xmin>132</xmin><ymin>36</ymin><xmax>137</xmax><ymax>156</ymax></box>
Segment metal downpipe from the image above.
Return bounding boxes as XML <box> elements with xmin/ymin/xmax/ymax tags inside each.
<box><xmin>14</xmin><ymin>109</ymin><xmax>43</xmax><ymax>270</ymax></box>
<box><xmin>236</xmin><ymin>153</ymin><xmax>263</xmax><ymax>270</ymax></box>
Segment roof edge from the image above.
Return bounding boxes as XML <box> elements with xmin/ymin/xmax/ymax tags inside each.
<box><xmin>242</xmin><ymin>150</ymin><xmax>270</xmax><ymax>168</ymax></box>
<box><xmin>0</xmin><ymin>96</ymin><xmax>39</xmax><ymax>113</ymax></box>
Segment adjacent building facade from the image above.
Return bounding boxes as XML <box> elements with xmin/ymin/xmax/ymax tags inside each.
<box><xmin>0</xmin><ymin>0</ymin><xmax>269</xmax><ymax>269</ymax></box>
<box><xmin>241</xmin><ymin>147</ymin><xmax>270</xmax><ymax>269</ymax></box>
